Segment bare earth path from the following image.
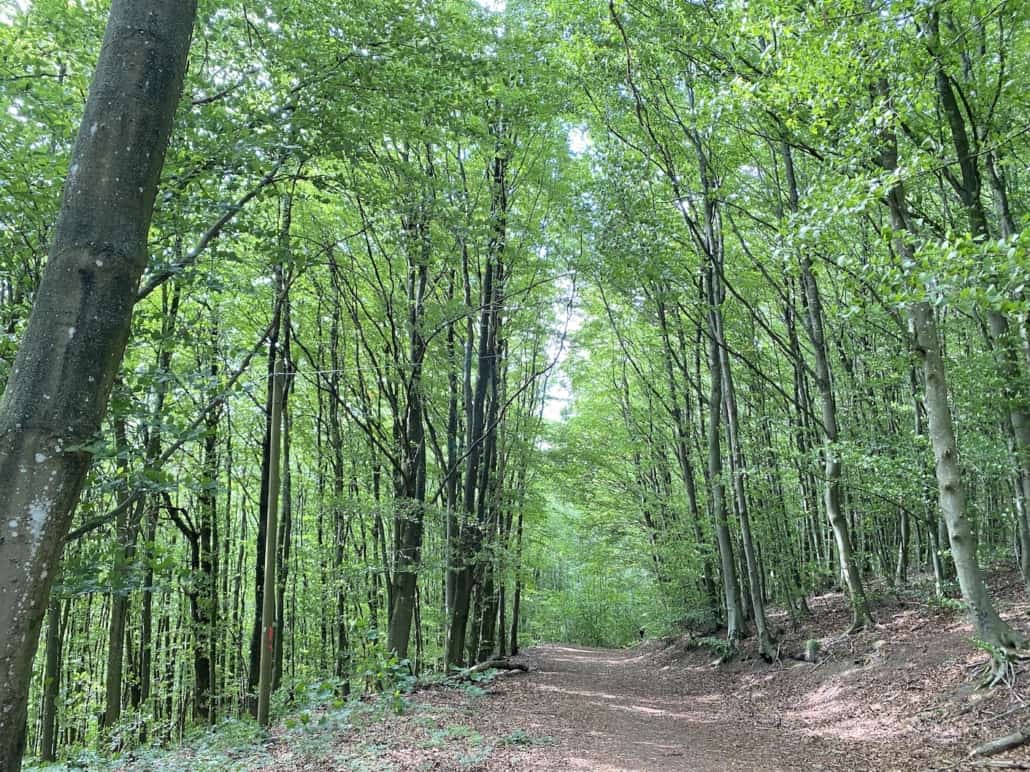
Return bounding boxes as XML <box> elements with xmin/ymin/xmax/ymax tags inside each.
<box><xmin>152</xmin><ymin>581</ymin><xmax>1030</xmax><ymax>770</ymax></box>
<box><xmin>275</xmin><ymin>641</ymin><xmax>913</xmax><ymax>771</ymax></box>
<box><xmin>474</xmin><ymin>644</ymin><xmax>880</xmax><ymax>772</ymax></box>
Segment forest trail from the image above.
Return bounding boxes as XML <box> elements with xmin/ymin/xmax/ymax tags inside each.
<box><xmin>133</xmin><ymin>580</ymin><xmax>1030</xmax><ymax>771</ymax></box>
<box><xmin>481</xmin><ymin>644</ymin><xmax>800</xmax><ymax>771</ymax></box>
<box><xmin>267</xmin><ymin>638</ymin><xmax>916</xmax><ymax>771</ymax></box>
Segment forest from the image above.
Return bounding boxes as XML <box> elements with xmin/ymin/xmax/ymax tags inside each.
<box><xmin>0</xmin><ymin>0</ymin><xmax>1029</xmax><ymax>769</ymax></box>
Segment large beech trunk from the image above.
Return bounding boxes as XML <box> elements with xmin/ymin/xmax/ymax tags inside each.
<box><xmin>0</xmin><ymin>3</ymin><xmax>195</xmax><ymax>769</ymax></box>
<box><xmin>877</xmin><ymin>79</ymin><xmax>1024</xmax><ymax>658</ymax></box>
<box><xmin>910</xmin><ymin>302</ymin><xmax>1024</xmax><ymax>651</ymax></box>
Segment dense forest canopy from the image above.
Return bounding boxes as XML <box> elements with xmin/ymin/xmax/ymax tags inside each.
<box><xmin>0</xmin><ymin>0</ymin><xmax>1028</xmax><ymax>767</ymax></box>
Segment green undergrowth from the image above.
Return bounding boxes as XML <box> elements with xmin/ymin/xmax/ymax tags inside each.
<box><xmin>24</xmin><ymin>666</ymin><xmax>523</xmax><ymax>772</ymax></box>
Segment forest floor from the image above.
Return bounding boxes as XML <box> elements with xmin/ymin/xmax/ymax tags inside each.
<box><xmin>105</xmin><ymin>570</ymin><xmax>1030</xmax><ymax>771</ymax></box>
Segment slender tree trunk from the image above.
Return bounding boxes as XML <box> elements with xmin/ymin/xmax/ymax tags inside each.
<box><xmin>257</xmin><ymin>362</ymin><xmax>284</xmax><ymax>726</ymax></box>
<box><xmin>387</xmin><ymin>244</ymin><xmax>429</xmax><ymax>660</ymax></box>
<box><xmin>895</xmin><ymin>506</ymin><xmax>910</xmax><ymax>587</ymax></box>
<box><xmin>38</xmin><ymin>590</ymin><xmax>63</xmax><ymax>762</ymax></box>
<box><xmin>248</xmin><ymin>299</ymin><xmax>283</xmax><ymax>707</ymax></box>
<box><xmin>273</xmin><ymin>397</ymin><xmax>292</xmax><ymax>692</ymax></box>
<box><xmin>102</xmin><ymin>414</ymin><xmax>138</xmax><ymax>733</ymax></box>
<box><xmin>784</xmin><ymin>143</ymin><xmax>872</xmax><ymax>630</ymax></box>
<box><xmin>706</xmin><ymin>264</ymin><xmax>743</xmax><ymax>644</ymax></box>
<box><xmin>911</xmin><ymin>302</ymin><xmax>1025</xmax><ymax>651</ymax></box>
<box><xmin>194</xmin><ymin>367</ymin><xmax>220</xmax><ymax>724</ymax></box>
<box><xmin>447</xmin><ymin>136</ymin><xmax>507</xmax><ymax>668</ymax></box>
<box><xmin>718</xmin><ymin>324</ymin><xmax>775</xmax><ymax>658</ymax></box>
<box><xmin>273</xmin><ymin>286</ymin><xmax>294</xmax><ymax>692</ymax></box>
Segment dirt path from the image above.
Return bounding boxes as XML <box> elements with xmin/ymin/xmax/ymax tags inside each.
<box><xmin>143</xmin><ymin>579</ymin><xmax>1030</xmax><ymax>771</ymax></box>
<box><xmin>483</xmin><ymin>644</ymin><xmax>873</xmax><ymax>772</ymax></box>
<box><xmin>262</xmin><ymin>641</ymin><xmax>900</xmax><ymax>771</ymax></box>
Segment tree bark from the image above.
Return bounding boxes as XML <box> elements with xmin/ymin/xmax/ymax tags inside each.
<box><xmin>718</xmin><ymin>320</ymin><xmax>775</xmax><ymax>658</ymax></box>
<box><xmin>38</xmin><ymin>589</ymin><xmax>63</xmax><ymax>762</ymax></box>
<box><xmin>0</xmin><ymin>3</ymin><xmax>194</xmax><ymax>767</ymax></box>
<box><xmin>256</xmin><ymin>361</ymin><xmax>284</xmax><ymax>726</ymax></box>
<box><xmin>877</xmin><ymin>79</ymin><xmax>1025</xmax><ymax>659</ymax></box>
<box><xmin>784</xmin><ymin>143</ymin><xmax>872</xmax><ymax>630</ymax></box>
<box><xmin>705</xmin><ymin>263</ymin><xmax>743</xmax><ymax>643</ymax></box>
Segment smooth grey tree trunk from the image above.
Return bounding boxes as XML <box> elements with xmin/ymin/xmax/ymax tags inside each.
<box><xmin>877</xmin><ymin>82</ymin><xmax>1025</xmax><ymax>667</ymax></box>
<box><xmin>910</xmin><ymin>302</ymin><xmax>1025</xmax><ymax>655</ymax></box>
<box><xmin>0</xmin><ymin>3</ymin><xmax>195</xmax><ymax>769</ymax></box>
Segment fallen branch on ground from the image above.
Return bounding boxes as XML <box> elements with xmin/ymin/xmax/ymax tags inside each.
<box><xmin>412</xmin><ymin>658</ymin><xmax>530</xmax><ymax>692</ymax></box>
<box><xmin>455</xmin><ymin>658</ymin><xmax>530</xmax><ymax>680</ymax></box>
<box><xmin>969</xmin><ymin>728</ymin><xmax>1030</xmax><ymax>758</ymax></box>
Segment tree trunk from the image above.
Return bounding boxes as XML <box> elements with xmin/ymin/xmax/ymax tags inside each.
<box><xmin>248</xmin><ymin>299</ymin><xmax>283</xmax><ymax>707</ymax></box>
<box><xmin>896</xmin><ymin>506</ymin><xmax>910</xmax><ymax>587</ymax></box>
<box><xmin>386</xmin><ymin>244</ymin><xmax>429</xmax><ymax>660</ymax></box>
<box><xmin>447</xmin><ymin>137</ymin><xmax>507</xmax><ymax>668</ymax></box>
<box><xmin>876</xmin><ymin>82</ymin><xmax>1025</xmax><ymax>660</ymax></box>
<box><xmin>718</xmin><ymin>322</ymin><xmax>775</xmax><ymax>658</ymax></box>
<box><xmin>706</xmin><ymin>264</ymin><xmax>743</xmax><ymax>643</ymax></box>
<box><xmin>38</xmin><ymin>590</ymin><xmax>63</xmax><ymax>762</ymax></box>
<box><xmin>256</xmin><ymin>362</ymin><xmax>284</xmax><ymax>727</ymax></box>
<box><xmin>911</xmin><ymin>302</ymin><xmax>1024</xmax><ymax>652</ymax></box>
<box><xmin>0</xmin><ymin>3</ymin><xmax>194</xmax><ymax>767</ymax></box>
<box><xmin>784</xmin><ymin>143</ymin><xmax>872</xmax><ymax>630</ymax></box>
<box><xmin>102</xmin><ymin>422</ymin><xmax>144</xmax><ymax>734</ymax></box>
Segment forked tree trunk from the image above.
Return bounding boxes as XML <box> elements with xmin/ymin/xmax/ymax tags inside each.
<box><xmin>0</xmin><ymin>4</ymin><xmax>194</xmax><ymax>768</ymax></box>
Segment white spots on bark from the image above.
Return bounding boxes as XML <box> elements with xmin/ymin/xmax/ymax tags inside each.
<box><xmin>95</xmin><ymin>259</ymin><xmax>104</xmax><ymax>267</ymax></box>
<box><xmin>90</xmin><ymin>122</ymin><xmax>98</xmax><ymax>136</ymax></box>
<box><xmin>67</xmin><ymin>327</ymin><xmax>76</xmax><ymax>339</ymax></box>
<box><xmin>27</xmin><ymin>496</ymin><xmax>50</xmax><ymax>551</ymax></box>
<box><xmin>34</xmin><ymin>453</ymin><xmax>46</xmax><ymax>464</ymax></box>
<box><xmin>6</xmin><ymin>520</ymin><xmax>16</xmax><ymax>530</ymax></box>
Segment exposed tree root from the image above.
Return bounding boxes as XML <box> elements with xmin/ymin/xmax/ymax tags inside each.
<box><xmin>977</xmin><ymin>646</ymin><xmax>1030</xmax><ymax>690</ymax></box>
